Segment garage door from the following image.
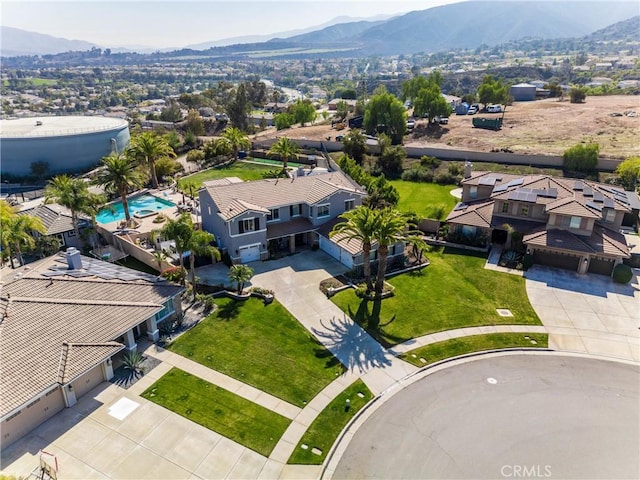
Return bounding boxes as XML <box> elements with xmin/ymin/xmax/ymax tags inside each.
<box><xmin>1</xmin><ymin>388</ymin><xmax>64</xmax><ymax>449</ymax></box>
<box><xmin>239</xmin><ymin>244</ymin><xmax>261</xmax><ymax>263</ymax></box>
<box><xmin>320</xmin><ymin>236</ymin><xmax>341</xmax><ymax>263</ymax></box>
<box><xmin>532</xmin><ymin>250</ymin><xmax>580</xmax><ymax>271</ymax></box>
<box><xmin>588</xmin><ymin>257</ymin><xmax>615</xmax><ymax>276</ymax></box>
<box><xmin>71</xmin><ymin>364</ymin><xmax>105</xmax><ymax>399</ymax></box>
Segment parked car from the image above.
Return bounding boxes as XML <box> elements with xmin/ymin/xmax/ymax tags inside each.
<box><xmin>335</xmin><ymin>135</ymin><xmax>344</xmax><ymax>142</ymax></box>
<box><xmin>467</xmin><ymin>106</ymin><xmax>478</xmax><ymax>115</ymax></box>
<box><xmin>438</xmin><ymin>116</ymin><xmax>449</xmax><ymax>124</ymax></box>
<box><xmin>406</xmin><ymin>118</ymin><xmax>416</xmax><ymax>129</ymax></box>
<box><xmin>487</xmin><ymin>104</ymin><xmax>502</xmax><ymax>113</ymax></box>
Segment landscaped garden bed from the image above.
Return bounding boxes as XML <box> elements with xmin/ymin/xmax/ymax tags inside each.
<box><xmin>330</xmin><ymin>247</ymin><xmax>541</xmax><ymax>348</ymax></box>
<box><xmin>167</xmin><ymin>297</ymin><xmax>345</xmax><ymax>407</ymax></box>
<box><xmin>141</xmin><ymin>367</ymin><xmax>290</xmax><ymax>456</ymax></box>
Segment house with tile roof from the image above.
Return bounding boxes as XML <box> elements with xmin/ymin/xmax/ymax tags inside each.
<box><xmin>446</xmin><ymin>167</ymin><xmax>639</xmax><ymax>275</ymax></box>
<box><xmin>18</xmin><ymin>203</ymin><xmax>90</xmax><ymax>249</ymax></box>
<box><xmin>199</xmin><ymin>170</ymin><xmax>404</xmax><ymax>269</ymax></box>
<box><xmin>0</xmin><ymin>248</ymin><xmax>184</xmax><ymax>449</ymax></box>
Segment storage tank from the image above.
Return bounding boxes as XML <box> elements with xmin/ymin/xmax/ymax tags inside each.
<box><xmin>509</xmin><ymin>83</ymin><xmax>537</xmax><ymax>102</ymax></box>
<box><xmin>0</xmin><ymin>116</ymin><xmax>130</xmax><ymax>177</ymax></box>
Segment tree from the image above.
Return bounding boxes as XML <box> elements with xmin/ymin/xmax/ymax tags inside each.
<box><xmin>221</xmin><ymin>126</ymin><xmax>250</xmax><ymax>162</ymax></box>
<box><xmin>342</xmin><ymin>129</ymin><xmax>366</xmax><ymax>165</ymax></box>
<box><xmin>412</xmin><ymin>82</ymin><xmax>451</xmax><ymax>124</ymax></box>
<box><xmin>377</xmin><ymin>141</ymin><xmax>405</xmax><ymax>179</ymax></box>
<box><xmin>562</xmin><ymin>143</ymin><xmax>599</xmax><ymax>173</ymax></box>
<box><xmin>274</xmin><ymin>112</ymin><xmax>295</xmax><ymax>130</ymax></box>
<box><xmin>401</xmin><ymin>75</ymin><xmax>430</xmax><ymax>103</ymax></box>
<box><xmin>228</xmin><ymin>264</ymin><xmax>254</xmax><ymax>294</ymax></box>
<box><xmin>227</xmin><ymin>83</ymin><xmax>251</xmax><ymax>131</ymax></box>
<box><xmin>291</xmin><ymin>99</ymin><xmax>316</xmax><ymax>126</ymax></box>
<box><xmin>1</xmin><ymin>213</ymin><xmax>46</xmax><ymax>267</ymax></box>
<box><xmin>152</xmin><ymin>250</ymin><xmax>167</xmax><ymax>272</ymax></box>
<box><xmin>94</xmin><ymin>153</ymin><xmax>145</xmax><ymax>224</ymax></box>
<box><xmin>335</xmin><ymin>100</ymin><xmax>349</xmax><ymax>121</ymax></box>
<box><xmin>186</xmin><ymin>229</ymin><xmax>219</xmax><ymax>300</ymax></box>
<box><xmin>477</xmin><ymin>75</ymin><xmax>509</xmax><ymax>107</ymax></box>
<box><xmin>330</xmin><ymin>206</ymin><xmax>379</xmax><ymax>293</ymax></box>
<box><xmin>569</xmin><ymin>86</ymin><xmax>587</xmax><ymax>103</ymax></box>
<box><xmin>45</xmin><ymin>175</ymin><xmax>92</xmax><ymax>241</ymax></box>
<box><xmin>159</xmin><ymin>100</ymin><xmax>182</xmax><ymax>122</ymax></box>
<box><xmin>184</xmin><ymin>109</ymin><xmax>205</xmax><ymax>136</ymax></box>
<box><xmin>79</xmin><ymin>192</ymin><xmax>108</xmax><ymax>250</ymax></box>
<box><xmin>364</xmin><ymin>86</ymin><xmax>406</xmax><ymax>144</ymax></box>
<box><xmin>35</xmin><ymin>235</ymin><xmax>62</xmax><ymax>258</ymax></box>
<box><xmin>615</xmin><ymin>157</ymin><xmax>640</xmax><ymax>191</ymax></box>
<box><xmin>128</xmin><ymin>131</ymin><xmax>176</xmax><ymax>189</ymax></box>
<box><xmin>153</xmin><ymin>213</ymin><xmax>193</xmax><ymax>286</ymax></box>
<box><xmin>267</xmin><ymin>136</ymin><xmax>300</xmax><ymax>171</ymax></box>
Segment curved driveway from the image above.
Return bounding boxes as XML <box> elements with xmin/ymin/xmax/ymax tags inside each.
<box><xmin>330</xmin><ymin>354</ymin><xmax>639</xmax><ymax>480</ymax></box>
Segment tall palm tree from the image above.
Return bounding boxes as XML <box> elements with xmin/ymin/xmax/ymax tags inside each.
<box><xmin>373</xmin><ymin>209</ymin><xmax>424</xmax><ymax>297</ymax></box>
<box><xmin>79</xmin><ymin>193</ymin><xmax>108</xmax><ymax>250</ymax></box>
<box><xmin>186</xmin><ymin>229</ymin><xmax>220</xmax><ymax>299</ymax></box>
<box><xmin>267</xmin><ymin>136</ymin><xmax>300</xmax><ymax>171</ymax></box>
<box><xmin>45</xmin><ymin>175</ymin><xmax>92</xmax><ymax>241</ymax></box>
<box><xmin>330</xmin><ymin>206</ymin><xmax>379</xmax><ymax>293</ymax></box>
<box><xmin>221</xmin><ymin>126</ymin><xmax>250</xmax><ymax>163</ymax></box>
<box><xmin>228</xmin><ymin>264</ymin><xmax>254</xmax><ymax>294</ymax></box>
<box><xmin>2</xmin><ymin>214</ymin><xmax>46</xmax><ymax>267</ymax></box>
<box><xmin>128</xmin><ymin>131</ymin><xmax>176</xmax><ymax>189</ymax></box>
<box><xmin>94</xmin><ymin>153</ymin><xmax>145</xmax><ymax>225</ymax></box>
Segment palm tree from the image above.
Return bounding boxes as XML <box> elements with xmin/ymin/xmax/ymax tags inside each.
<box><xmin>228</xmin><ymin>264</ymin><xmax>254</xmax><ymax>294</ymax></box>
<box><xmin>2</xmin><ymin>214</ymin><xmax>46</xmax><ymax>267</ymax></box>
<box><xmin>152</xmin><ymin>213</ymin><xmax>193</xmax><ymax>285</ymax></box>
<box><xmin>94</xmin><ymin>153</ymin><xmax>145</xmax><ymax>225</ymax></box>
<box><xmin>128</xmin><ymin>131</ymin><xmax>176</xmax><ymax>189</ymax></box>
<box><xmin>221</xmin><ymin>126</ymin><xmax>250</xmax><ymax>163</ymax></box>
<box><xmin>80</xmin><ymin>193</ymin><xmax>109</xmax><ymax>250</ymax></box>
<box><xmin>330</xmin><ymin>206</ymin><xmax>379</xmax><ymax>293</ymax></box>
<box><xmin>45</xmin><ymin>175</ymin><xmax>92</xmax><ymax>241</ymax></box>
<box><xmin>373</xmin><ymin>209</ymin><xmax>424</xmax><ymax>297</ymax></box>
<box><xmin>185</xmin><ymin>229</ymin><xmax>219</xmax><ymax>299</ymax></box>
<box><xmin>152</xmin><ymin>250</ymin><xmax>167</xmax><ymax>272</ymax></box>
<box><xmin>267</xmin><ymin>136</ymin><xmax>300</xmax><ymax>171</ymax></box>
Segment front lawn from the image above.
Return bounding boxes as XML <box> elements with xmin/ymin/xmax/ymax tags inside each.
<box><xmin>288</xmin><ymin>379</ymin><xmax>373</xmax><ymax>465</ymax></box>
<box><xmin>399</xmin><ymin>333</ymin><xmax>549</xmax><ymax>367</ymax></box>
<box><xmin>178</xmin><ymin>161</ymin><xmax>273</xmax><ymax>189</ymax></box>
<box><xmin>141</xmin><ymin>368</ymin><xmax>290</xmax><ymax>457</ymax></box>
<box><xmin>168</xmin><ymin>297</ymin><xmax>344</xmax><ymax>407</ymax></box>
<box><xmin>331</xmin><ymin>247</ymin><xmax>541</xmax><ymax>347</ymax></box>
<box><xmin>389</xmin><ymin>180</ymin><xmax>458</xmax><ymax>217</ymax></box>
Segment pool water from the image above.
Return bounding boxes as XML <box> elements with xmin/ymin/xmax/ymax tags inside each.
<box><xmin>96</xmin><ymin>194</ymin><xmax>175</xmax><ymax>224</ymax></box>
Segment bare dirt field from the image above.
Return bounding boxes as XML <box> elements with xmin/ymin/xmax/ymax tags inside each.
<box><xmin>252</xmin><ymin>95</ymin><xmax>640</xmax><ymax>159</ymax></box>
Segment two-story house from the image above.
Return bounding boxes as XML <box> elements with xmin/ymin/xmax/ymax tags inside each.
<box><xmin>446</xmin><ymin>170</ymin><xmax>639</xmax><ymax>275</ymax></box>
<box><xmin>199</xmin><ymin>171</ymin><xmax>405</xmax><ymax>269</ymax></box>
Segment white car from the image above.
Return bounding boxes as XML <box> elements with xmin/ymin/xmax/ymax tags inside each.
<box><xmin>487</xmin><ymin>104</ymin><xmax>502</xmax><ymax>113</ymax></box>
<box><xmin>467</xmin><ymin>106</ymin><xmax>478</xmax><ymax>115</ymax></box>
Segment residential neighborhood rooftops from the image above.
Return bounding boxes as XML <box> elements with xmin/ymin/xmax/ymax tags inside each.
<box><xmin>18</xmin><ymin>203</ymin><xmax>90</xmax><ymax>235</ymax></box>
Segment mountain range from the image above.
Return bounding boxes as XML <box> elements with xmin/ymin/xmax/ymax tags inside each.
<box><xmin>2</xmin><ymin>1</ymin><xmax>638</xmax><ymax>58</ymax></box>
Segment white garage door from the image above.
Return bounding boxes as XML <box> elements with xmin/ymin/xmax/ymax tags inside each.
<box><xmin>239</xmin><ymin>244</ymin><xmax>261</xmax><ymax>263</ymax></box>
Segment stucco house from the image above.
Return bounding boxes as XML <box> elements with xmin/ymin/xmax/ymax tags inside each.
<box><xmin>0</xmin><ymin>248</ymin><xmax>184</xmax><ymax>449</ymax></box>
<box><xmin>18</xmin><ymin>203</ymin><xmax>90</xmax><ymax>249</ymax></box>
<box><xmin>199</xmin><ymin>170</ymin><xmax>405</xmax><ymax>269</ymax></box>
<box><xmin>446</xmin><ymin>169</ymin><xmax>639</xmax><ymax>275</ymax></box>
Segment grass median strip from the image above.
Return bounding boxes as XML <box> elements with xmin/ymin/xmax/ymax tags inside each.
<box><xmin>288</xmin><ymin>379</ymin><xmax>374</xmax><ymax>465</ymax></box>
<box><xmin>168</xmin><ymin>297</ymin><xmax>344</xmax><ymax>408</ymax></box>
<box><xmin>399</xmin><ymin>333</ymin><xmax>549</xmax><ymax>367</ymax></box>
<box><xmin>141</xmin><ymin>367</ymin><xmax>290</xmax><ymax>457</ymax></box>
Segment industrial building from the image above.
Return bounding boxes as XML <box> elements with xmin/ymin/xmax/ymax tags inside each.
<box><xmin>0</xmin><ymin>116</ymin><xmax>130</xmax><ymax>177</ymax></box>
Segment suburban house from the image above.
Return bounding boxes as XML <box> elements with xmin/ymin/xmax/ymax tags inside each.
<box><xmin>18</xmin><ymin>203</ymin><xmax>90</xmax><ymax>249</ymax></box>
<box><xmin>199</xmin><ymin>170</ymin><xmax>405</xmax><ymax>269</ymax></box>
<box><xmin>446</xmin><ymin>169</ymin><xmax>639</xmax><ymax>275</ymax></box>
<box><xmin>0</xmin><ymin>248</ymin><xmax>184</xmax><ymax>449</ymax></box>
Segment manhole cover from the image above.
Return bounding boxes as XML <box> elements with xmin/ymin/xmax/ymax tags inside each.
<box><xmin>496</xmin><ymin>309</ymin><xmax>513</xmax><ymax>317</ymax></box>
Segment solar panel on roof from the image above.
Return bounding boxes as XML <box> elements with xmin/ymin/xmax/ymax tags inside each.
<box><xmin>453</xmin><ymin>202</ymin><xmax>466</xmax><ymax>211</ymax></box>
<box><xmin>593</xmin><ymin>191</ymin><xmax>604</xmax><ymax>202</ymax></box>
<box><xmin>573</xmin><ymin>180</ymin><xmax>584</xmax><ymax>191</ymax></box>
<box><xmin>583</xmin><ymin>186</ymin><xmax>593</xmax><ymax>196</ymax></box>
<box><xmin>478</xmin><ymin>176</ymin><xmax>498</xmax><ymax>186</ymax></box>
<box><xmin>493</xmin><ymin>184</ymin><xmax>508</xmax><ymax>193</ymax></box>
<box><xmin>603</xmin><ymin>198</ymin><xmax>614</xmax><ymax>208</ymax></box>
<box><xmin>507</xmin><ymin>178</ymin><xmax>524</xmax><ymax>187</ymax></box>
<box><xmin>586</xmin><ymin>201</ymin><xmax>602</xmax><ymax>211</ymax></box>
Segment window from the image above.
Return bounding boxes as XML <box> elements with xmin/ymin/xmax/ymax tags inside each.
<box><xmin>604</xmin><ymin>209</ymin><xmax>616</xmax><ymax>223</ymax></box>
<box><xmin>155</xmin><ymin>299</ymin><xmax>175</xmax><ymax>322</ymax></box>
<box><xmin>317</xmin><ymin>204</ymin><xmax>330</xmax><ymax>218</ymax></box>
<box><xmin>267</xmin><ymin>208</ymin><xmax>280</xmax><ymax>222</ymax></box>
<box><xmin>344</xmin><ymin>199</ymin><xmax>355</xmax><ymax>211</ymax></box>
<box><xmin>238</xmin><ymin>218</ymin><xmax>259</xmax><ymax>234</ymax></box>
<box><xmin>520</xmin><ymin>205</ymin><xmax>529</xmax><ymax>216</ymax></box>
<box><xmin>569</xmin><ymin>216</ymin><xmax>582</xmax><ymax>229</ymax></box>
<box><xmin>501</xmin><ymin>202</ymin><xmax>510</xmax><ymax>214</ymax></box>
<box><xmin>290</xmin><ymin>204</ymin><xmax>302</xmax><ymax>217</ymax></box>
<box><xmin>469</xmin><ymin>186</ymin><xmax>478</xmax><ymax>199</ymax></box>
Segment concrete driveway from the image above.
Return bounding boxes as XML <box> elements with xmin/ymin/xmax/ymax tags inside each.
<box><xmin>525</xmin><ymin>266</ymin><xmax>639</xmax><ymax>362</ymax></box>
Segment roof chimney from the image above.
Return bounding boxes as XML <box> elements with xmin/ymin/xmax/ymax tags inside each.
<box><xmin>65</xmin><ymin>247</ymin><xmax>83</xmax><ymax>270</ymax></box>
<box><xmin>464</xmin><ymin>160</ymin><xmax>473</xmax><ymax>179</ymax></box>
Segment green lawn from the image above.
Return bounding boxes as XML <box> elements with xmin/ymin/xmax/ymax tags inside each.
<box><xmin>399</xmin><ymin>333</ymin><xmax>549</xmax><ymax>367</ymax></box>
<box><xmin>288</xmin><ymin>379</ymin><xmax>373</xmax><ymax>465</ymax></box>
<box><xmin>141</xmin><ymin>368</ymin><xmax>290</xmax><ymax>457</ymax></box>
<box><xmin>168</xmin><ymin>297</ymin><xmax>344</xmax><ymax>407</ymax></box>
<box><xmin>331</xmin><ymin>247</ymin><xmax>541</xmax><ymax>347</ymax></box>
<box><xmin>389</xmin><ymin>180</ymin><xmax>458</xmax><ymax>217</ymax></box>
<box><xmin>178</xmin><ymin>162</ymin><xmax>273</xmax><ymax>189</ymax></box>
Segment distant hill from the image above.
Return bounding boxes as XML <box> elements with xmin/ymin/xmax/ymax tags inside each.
<box><xmin>583</xmin><ymin>15</ymin><xmax>640</xmax><ymax>42</ymax></box>
<box><xmin>0</xmin><ymin>26</ymin><xmax>99</xmax><ymax>56</ymax></box>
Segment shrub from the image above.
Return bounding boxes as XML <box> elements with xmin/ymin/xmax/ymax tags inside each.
<box><xmin>612</xmin><ymin>264</ymin><xmax>633</xmax><ymax>284</ymax></box>
<box><xmin>195</xmin><ymin>293</ymin><xmax>216</xmax><ymax>312</ymax></box>
<box><xmin>161</xmin><ymin>266</ymin><xmax>187</xmax><ymax>283</ymax></box>
<box><xmin>569</xmin><ymin>87</ymin><xmax>587</xmax><ymax>103</ymax></box>
<box><xmin>448</xmin><ymin>163</ymin><xmax>463</xmax><ymax>176</ymax></box>
<box><xmin>420</xmin><ymin>155</ymin><xmax>441</xmax><ymax>170</ymax></box>
<box><xmin>522</xmin><ymin>254</ymin><xmax>534</xmax><ymax>270</ymax></box>
<box><xmin>401</xmin><ymin>167</ymin><xmax>433</xmax><ymax>183</ymax></box>
<box><xmin>434</xmin><ymin>172</ymin><xmax>459</xmax><ymax>185</ymax></box>
<box><xmin>354</xmin><ymin>284</ymin><xmax>369</xmax><ymax>298</ymax></box>
<box><xmin>562</xmin><ymin>143</ymin><xmax>599</xmax><ymax>173</ymax></box>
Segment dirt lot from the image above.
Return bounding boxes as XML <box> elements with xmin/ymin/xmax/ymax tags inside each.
<box><xmin>252</xmin><ymin>95</ymin><xmax>640</xmax><ymax>159</ymax></box>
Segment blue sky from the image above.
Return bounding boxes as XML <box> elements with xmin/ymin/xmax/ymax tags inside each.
<box><xmin>2</xmin><ymin>1</ymin><xmax>460</xmax><ymax>49</ymax></box>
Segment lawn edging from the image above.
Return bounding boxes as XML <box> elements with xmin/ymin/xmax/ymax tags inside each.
<box><xmin>320</xmin><ymin>346</ymin><xmax>554</xmax><ymax>479</ymax></box>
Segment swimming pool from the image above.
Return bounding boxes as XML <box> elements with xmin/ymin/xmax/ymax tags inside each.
<box><xmin>96</xmin><ymin>194</ymin><xmax>175</xmax><ymax>224</ymax></box>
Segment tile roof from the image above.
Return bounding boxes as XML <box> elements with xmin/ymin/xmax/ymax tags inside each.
<box><xmin>266</xmin><ymin>217</ymin><xmax>315</xmax><ymax>240</ymax></box>
<box><xmin>445</xmin><ymin>200</ymin><xmax>494</xmax><ymax>228</ymax></box>
<box><xmin>545</xmin><ymin>197</ymin><xmax>600</xmax><ymax>219</ymax></box>
<box><xmin>316</xmin><ymin>217</ymin><xmax>379</xmax><ymax>256</ymax></box>
<box><xmin>0</xmin><ymin>254</ymin><xmax>183</xmax><ymax>417</ymax></box>
<box><xmin>203</xmin><ymin>172</ymin><xmax>365</xmax><ymax>221</ymax></box>
<box><xmin>18</xmin><ymin>204</ymin><xmax>89</xmax><ymax>235</ymax></box>
<box><xmin>523</xmin><ymin>225</ymin><xmax>630</xmax><ymax>257</ymax></box>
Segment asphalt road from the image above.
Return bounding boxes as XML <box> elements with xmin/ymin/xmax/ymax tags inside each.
<box><xmin>332</xmin><ymin>354</ymin><xmax>640</xmax><ymax>480</ymax></box>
